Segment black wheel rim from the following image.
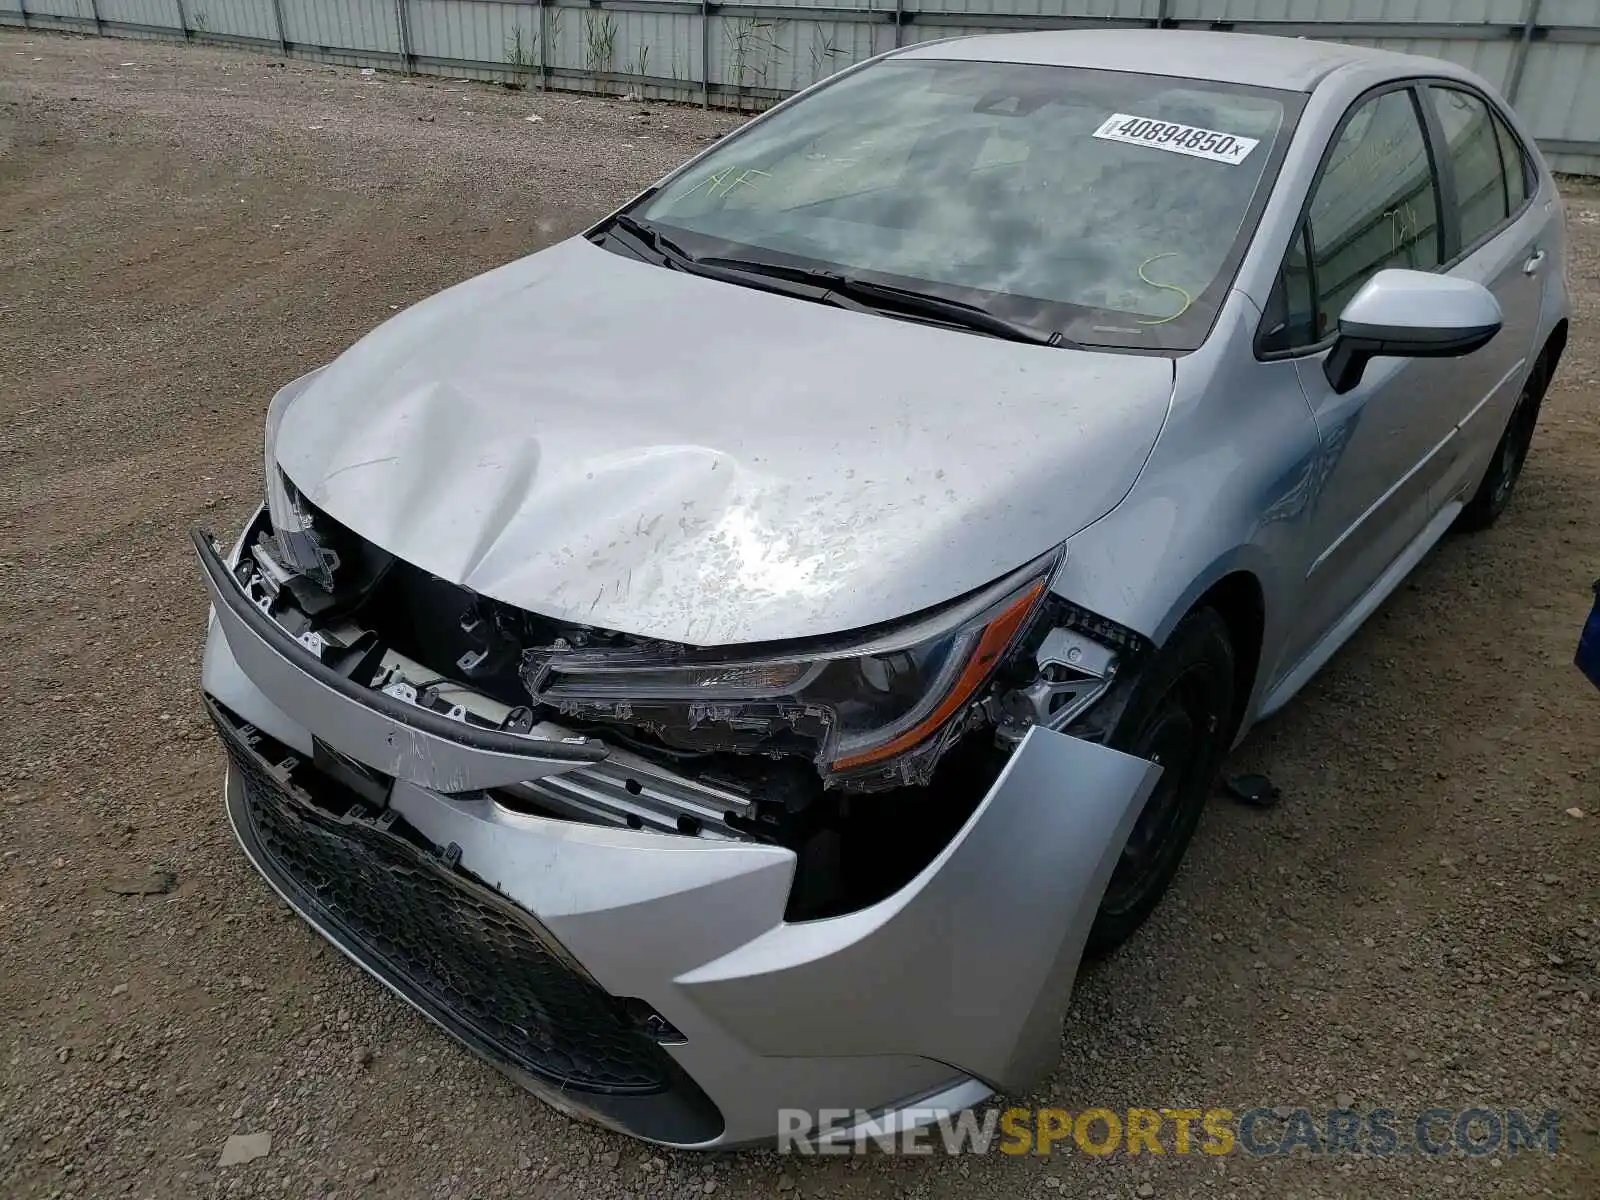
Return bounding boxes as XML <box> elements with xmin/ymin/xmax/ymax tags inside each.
<box><xmin>1100</xmin><ymin>665</ymin><xmax>1222</xmax><ymax>917</ymax></box>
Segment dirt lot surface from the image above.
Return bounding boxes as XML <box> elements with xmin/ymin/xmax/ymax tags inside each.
<box><xmin>3</xmin><ymin>27</ymin><xmax>1600</xmax><ymax>1200</ymax></box>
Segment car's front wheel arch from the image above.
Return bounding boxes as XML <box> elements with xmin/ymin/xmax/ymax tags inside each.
<box><xmin>1081</xmin><ymin>605</ymin><xmax>1237</xmax><ymax>956</ymax></box>
<box><xmin>1191</xmin><ymin>571</ymin><xmax>1265</xmax><ymax>749</ymax></box>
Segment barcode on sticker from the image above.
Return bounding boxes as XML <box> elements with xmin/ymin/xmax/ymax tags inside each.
<box><xmin>1092</xmin><ymin>113</ymin><xmax>1260</xmax><ymax>165</ymax></box>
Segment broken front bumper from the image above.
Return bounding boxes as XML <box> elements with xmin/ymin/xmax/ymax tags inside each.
<box><xmin>195</xmin><ymin>519</ymin><xmax>1160</xmax><ymax>1148</ymax></box>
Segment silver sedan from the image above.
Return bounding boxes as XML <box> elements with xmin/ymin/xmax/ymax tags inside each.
<box><xmin>195</xmin><ymin>28</ymin><xmax>1570</xmax><ymax>1148</ymax></box>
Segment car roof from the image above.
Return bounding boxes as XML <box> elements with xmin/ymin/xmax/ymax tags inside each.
<box><xmin>896</xmin><ymin>29</ymin><xmax>1433</xmax><ymax>93</ymax></box>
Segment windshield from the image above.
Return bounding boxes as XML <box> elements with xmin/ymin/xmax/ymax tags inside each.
<box><xmin>632</xmin><ymin>58</ymin><xmax>1299</xmax><ymax>350</ymax></box>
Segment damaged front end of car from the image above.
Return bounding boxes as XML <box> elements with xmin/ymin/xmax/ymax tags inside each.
<box><xmin>229</xmin><ymin>447</ymin><xmax>1159</xmax><ymax>909</ymax></box>
<box><xmin>196</xmin><ymin>444</ymin><xmax>1165</xmax><ymax>1147</ymax></box>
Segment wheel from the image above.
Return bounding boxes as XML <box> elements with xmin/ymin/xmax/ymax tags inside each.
<box><xmin>1456</xmin><ymin>356</ymin><xmax>1549</xmax><ymax>532</ymax></box>
<box><xmin>1083</xmin><ymin>607</ymin><xmax>1235</xmax><ymax>957</ymax></box>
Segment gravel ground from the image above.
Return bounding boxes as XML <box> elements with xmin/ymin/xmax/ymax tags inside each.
<box><xmin>3</xmin><ymin>28</ymin><xmax>1599</xmax><ymax>1200</ymax></box>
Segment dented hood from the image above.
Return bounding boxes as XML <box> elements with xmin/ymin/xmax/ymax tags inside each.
<box><xmin>273</xmin><ymin>237</ymin><xmax>1173</xmax><ymax>646</ymax></box>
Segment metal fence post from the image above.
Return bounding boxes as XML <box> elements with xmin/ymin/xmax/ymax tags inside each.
<box><xmin>269</xmin><ymin>0</ymin><xmax>287</xmax><ymax>53</ymax></box>
<box><xmin>394</xmin><ymin>0</ymin><xmax>415</xmax><ymax>72</ymax></box>
<box><xmin>1155</xmin><ymin>0</ymin><xmax>1170</xmax><ymax>28</ymax></box>
<box><xmin>86</xmin><ymin>0</ymin><xmax>103</xmax><ymax>35</ymax></box>
<box><xmin>1507</xmin><ymin>0</ymin><xmax>1545</xmax><ymax>106</ymax></box>
<box><xmin>16</xmin><ymin>0</ymin><xmax>25</xmax><ymax>30</ymax></box>
<box><xmin>538</xmin><ymin>0</ymin><xmax>549</xmax><ymax>91</ymax></box>
<box><xmin>892</xmin><ymin>0</ymin><xmax>902</xmax><ymax>49</ymax></box>
<box><xmin>173</xmin><ymin>0</ymin><xmax>189</xmax><ymax>39</ymax></box>
<box><xmin>700</xmin><ymin>0</ymin><xmax>710</xmax><ymax>108</ymax></box>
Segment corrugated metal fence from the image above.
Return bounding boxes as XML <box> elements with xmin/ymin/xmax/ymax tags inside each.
<box><xmin>4</xmin><ymin>0</ymin><xmax>1598</xmax><ymax>174</ymax></box>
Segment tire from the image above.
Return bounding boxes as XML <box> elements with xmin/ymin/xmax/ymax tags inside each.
<box><xmin>1456</xmin><ymin>356</ymin><xmax>1549</xmax><ymax>533</ymax></box>
<box><xmin>1083</xmin><ymin>607</ymin><xmax>1236</xmax><ymax>957</ymax></box>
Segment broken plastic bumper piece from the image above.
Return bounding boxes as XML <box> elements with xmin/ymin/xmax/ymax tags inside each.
<box><xmin>194</xmin><ymin>525</ymin><xmax>1162</xmax><ymax>1148</ymax></box>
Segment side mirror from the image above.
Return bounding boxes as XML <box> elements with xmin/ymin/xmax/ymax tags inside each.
<box><xmin>1324</xmin><ymin>269</ymin><xmax>1503</xmax><ymax>395</ymax></box>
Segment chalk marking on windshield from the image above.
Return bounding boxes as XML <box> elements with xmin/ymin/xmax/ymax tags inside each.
<box><xmin>670</xmin><ymin>166</ymin><xmax>772</xmax><ymax>202</ymax></box>
<box><xmin>670</xmin><ymin>167</ymin><xmax>735</xmax><ymax>201</ymax></box>
<box><xmin>713</xmin><ymin>168</ymin><xmax>771</xmax><ymax>198</ymax></box>
<box><xmin>1135</xmin><ymin>253</ymin><xmax>1193</xmax><ymax>326</ymax></box>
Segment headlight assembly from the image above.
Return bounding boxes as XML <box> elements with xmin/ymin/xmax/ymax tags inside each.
<box><xmin>523</xmin><ymin>550</ymin><xmax>1062</xmax><ymax>787</ymax></box>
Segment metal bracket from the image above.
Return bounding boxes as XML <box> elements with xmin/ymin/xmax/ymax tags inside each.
<box><xmin>993</xmin><ymin>627</ymin><xmax>1118</xmax><ymax>747</ymax></box>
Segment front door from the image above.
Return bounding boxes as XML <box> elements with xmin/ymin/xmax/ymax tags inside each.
<box><xmin>1262</xmin><ymin>85</ymin><xmax>1461</xmax><ymax>670</ymax></box>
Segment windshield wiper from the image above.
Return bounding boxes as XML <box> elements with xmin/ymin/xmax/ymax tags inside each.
<box><xmin>603</xmin><ymin>215</ymin><xmax>874</xmax><ymax>308</ymax></box>
<box><xmin>693</xmin><ymin>258</ymin><xmax>1069</xmax><ymax>347</ymax></box>
<box><xmin>840</xmin><ymin>277</ymin><xmax>1066</xmax><ymax>346</ymax></box>
<box><xmin>608</xmin><ymin>212</ymin><xmax>701</xmax><ymax>269</ymax></box>
<box><xmin>603</xmin><ymin>217</ymin><xmax>1069</xmax><ymax>347</ymax></box>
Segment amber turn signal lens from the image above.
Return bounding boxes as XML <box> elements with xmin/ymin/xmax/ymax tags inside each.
<box><xmin>830</xmin><ymin>579</ymin><xmax>1046</xmax><ymax>771</ymax></box>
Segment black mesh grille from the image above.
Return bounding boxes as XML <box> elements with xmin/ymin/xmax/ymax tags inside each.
<box><xmin>211</xmin><ymin>703</ymin><xmax>670</xmax><ymax>1095</ymax></box>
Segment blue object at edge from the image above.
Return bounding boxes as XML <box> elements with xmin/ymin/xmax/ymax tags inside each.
<box><xmin>1578</xmin><ymin>579</ymin><xmax>1600</xmax><ymax>691</ymax></box>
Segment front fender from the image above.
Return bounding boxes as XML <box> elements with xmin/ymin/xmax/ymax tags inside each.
<box><xmin>1046</xmin><ymin>295</ymin><xmax>1323</xmax><ymax>732</ymax></box>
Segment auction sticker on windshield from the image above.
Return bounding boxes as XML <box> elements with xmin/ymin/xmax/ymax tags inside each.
<box><xmin>1092</xmin><ymin>113</ymin><xmax>1261</xmax><ymax>165</ymax></box>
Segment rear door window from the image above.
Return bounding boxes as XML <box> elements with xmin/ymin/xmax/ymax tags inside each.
<box><xmin>1491</xmin><ymin>108</ymin><xmax>1530</xmax><ymax>214</ymax></box>
<box><xmin>1427</xmin><ymin>85</ymin><xmax>1520</xmax><ymax>253</ymax></box>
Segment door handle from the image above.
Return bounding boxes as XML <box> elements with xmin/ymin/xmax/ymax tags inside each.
<box><xmin>1523</xmin><ymin>249</ymin><xmax>1547</xmax><ymax>276</ymax></box>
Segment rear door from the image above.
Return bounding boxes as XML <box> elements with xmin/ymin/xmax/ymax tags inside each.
<box><xmin>1419</xmin><ymin>82</ymin><xmax>1547</xmax><ymax>505</ymax></box>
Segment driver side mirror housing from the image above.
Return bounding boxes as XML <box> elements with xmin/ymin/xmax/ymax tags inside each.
<box><xmin>1324</xmin><ymin>269</ymin><xmax>1503</xmax><ymax>395</ymax></box>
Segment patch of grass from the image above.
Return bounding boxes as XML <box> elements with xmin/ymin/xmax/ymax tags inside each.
<box><xmin>725</xmin><ymin>18</ymin><xmax>786</xmax><ymax>100</ymax></box>
<box><xmin>809</xmin><ymin>26</ymin><xmax>842</xmax><ymax>81</ymax></box>
<box><xmin>505</xmin><ymin>23</ymin><xmax>535</xmax><ymax>89</ymax></box>
<box><xmin>543</xmin><ymin>8</ymin><xmax>564</xmax><ymax>86</ymax></box>
<box><xmin>584</xmin><ymin>10</ymin><xmax>618</xmax><ymax>75</ymax></box>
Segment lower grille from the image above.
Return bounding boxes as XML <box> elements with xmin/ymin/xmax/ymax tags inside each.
<box><xmin>209</xmin><ymin>700</ymin><xmax>670</xmax><ymax>1095</ymax></box>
